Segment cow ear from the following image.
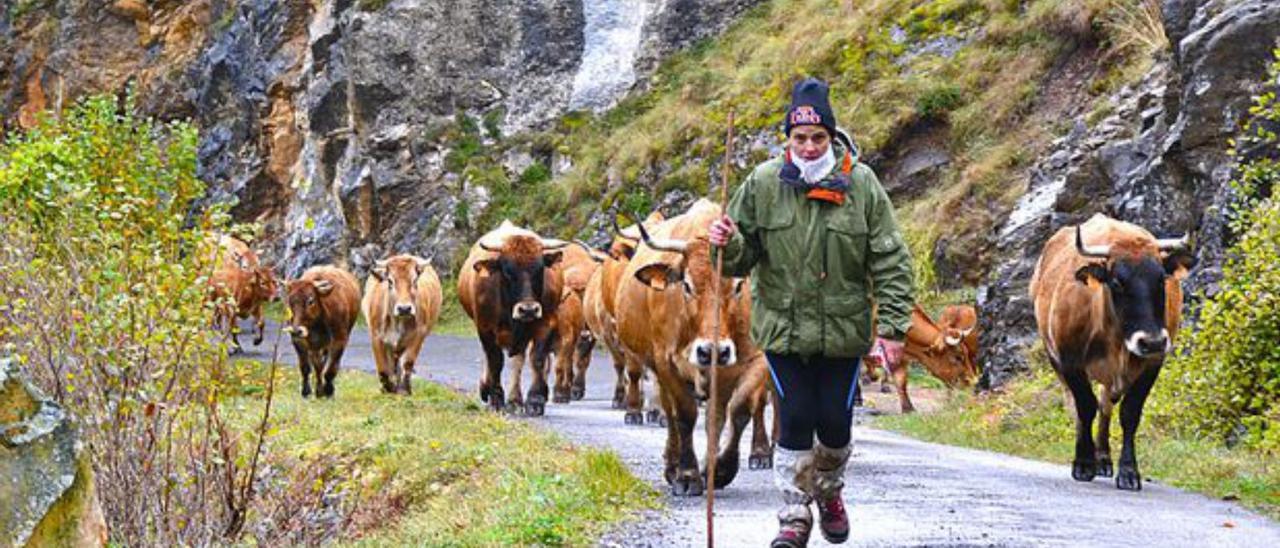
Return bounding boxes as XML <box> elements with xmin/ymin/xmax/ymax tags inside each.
<box><xmin>370</xmin><ymin>265</ymin><xmax>387</xmax><ymax>281</ymax></box>
<box><xmin>1164</xmin><ymin>252</ymin><xmax>1196</xmax><ymax>280</ymax></box>
<box><xmin>313</xmin><ymin>279</ymin><xmax>334</xmax><ymax>295</ymax></box>
<box><xmin>731</xmin><ymin>278</ymin><xmax>747</xmax><ymax>298</ymax></box>
<box><xmin>543</xmin><ymin>250</ymin><xmax>563</xmax><ymax>268</ymax></box>
<box><xmin>1074</xmin><ymin>263</ymin><xmax>1110</xmax><ymax>285</ymax></box>
<box><xmin>634</xmin><ymin>263</ymin><xmax>674</xmax><ymax>291</ymax></box>
<box><xmin>473</xmin><ymin>258</ymin><xmax>498</xmax><ymax>274</ymax></box>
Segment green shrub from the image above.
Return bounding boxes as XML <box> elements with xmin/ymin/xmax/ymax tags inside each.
<box><xmin>1150</xmin><ymin>49</ymin><xmax>1280</xmax><ymax>454</ymax></box>
<box><xmin>917</xmin><ymin>84</ymin><xmax>965</xmax><ymax>121</ymax></box>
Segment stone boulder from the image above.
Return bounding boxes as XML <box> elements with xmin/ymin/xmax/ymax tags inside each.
<box><xmin>0</xmin><ymin>358</ymin><xmax>107</xmax><ymax>547</ymax></box>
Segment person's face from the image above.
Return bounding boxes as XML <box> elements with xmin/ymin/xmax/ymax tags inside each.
<box><xmin>788</xmin><ymin>125</ymin><xmax>831</xmax><ymax>161</ymax></box>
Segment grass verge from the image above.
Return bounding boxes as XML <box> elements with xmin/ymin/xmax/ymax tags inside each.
<box><xmin>225</xmin><ymin>367</ymin><xmax>657</xmax><ymax>545</ymax></box>
<box><xmin>874</xmin><ymin>366</ymin><xmax>1280</xmax><ymax>520</ymax></box>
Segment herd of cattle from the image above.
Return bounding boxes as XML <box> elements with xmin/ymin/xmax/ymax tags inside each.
<box><xmin>205</xmin><ymin>199</ymin><xmax>1193</xmax><ymax>494</ymax></box>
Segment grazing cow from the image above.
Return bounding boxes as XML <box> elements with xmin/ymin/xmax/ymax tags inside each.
<box><xmin>284</xmin><ymin>266</ymin><xmax>360</xmax><ymax>399</ymax></box>
<box><xmin>581</xmin><ymin>212</ymin><xmax>666</xmax><ymax>423</ymax></box>
<box><xmin>615</xmin><ymin>199</ymin><xmax>772</xmax><ymax>495</ymax></box>
<box><xmin>457</xmin><ymin>221</ymin><xmax>569</xmax><ymax>416</ymax></box>
<box><xmin>362</xmin><ymin>254</ymin><xmax>443</xmax><ymax>395</ymax></box>
<box><xmin>551</xmin><ymin>243</ymin><xmax>604</xmax><ymax>403</ymax></box>
<box><xmin>205</xmin><ymin>234</ymin><xmax>278</xmax><ymax>352</ymax></box>
<box><xmin>868</xmin><ymin>305</ymin><xmax>977</xmax><ymax>413</ymax></box>
<box><xmin>939</xmin><ymin>304</ymin><xmax>979</xmax><ymax>367</ymax></box>
<box><xmin>1030</xmin><ymin>213</ymin><xmax>1194</xmax><ymax>490</ymax></box>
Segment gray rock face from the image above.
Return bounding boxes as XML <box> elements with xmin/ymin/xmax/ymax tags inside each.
<box><xmin>0</xmin><ymin>358</ymin><xmax>106</xmax><ymax>547</ymax></box>
<box><xmin>977</xmin><ymin>0</ymin><xmax>1280</xmax><ymax>387</ymax></box>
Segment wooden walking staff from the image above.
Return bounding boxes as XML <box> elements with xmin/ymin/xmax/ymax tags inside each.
<box><xmin>705</xmin><ymin>108</ymin><xmax>735</xmax><ymax>548</ymax></box>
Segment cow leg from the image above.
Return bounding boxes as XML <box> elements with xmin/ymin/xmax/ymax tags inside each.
<box><xmin>670</xmin><ymin>383</ymin><xmax>704</xmax><ymax>497</ymax></box>
<box><xmin>479</xmin><ymin>336</ymin><xmax>505</xmax><ymax>411</ymax></box>
<box><xmin>526</xmin><ymin>332</ymin><xmax>556</xmax><ymax>417</ymax></box>
<box><xmin>252</xmin><ymin>304</ymin><xmax>266</xmax><ymax>346</ymax></box>
<box><xmin>878</xmin><ymin>361</ymin><xmax>893</xmax><ymax>393</ymax></box>
<box><xmin>711</xmin><ymin>386</ymin><xmax>752</xmax><ymax>489</ymax></box>
<box><xmin>399</xmin><ymin>354</ymin><xmax>417</xmax><ymax>396</ymax></box>
<box><xmin>644</xmin><ymin>370</ymin><xmax>665</xmax><ymax>426</ymax></box>
<box><xmin>552</xmin><ymin>336</ymin><xmax>573</xmax><ymax>404</ymax></box>
<box><xmin>321</xmin><ymin>344</ymin><xmax>344</xmax><ymax>398</ymax></box>
<box><xmin>892</xmin><ymin>361</ymin><xmax>914</xmax><ymax>413</ymax></box>
<box><xmin>610</xmin><ymin>347</ymin><xmax>628</xmax><ymax>409</ymax></box>
<box><xmin>372</xmin><ymin>340</ymin><xmax>396</xmax><ymax>394</ymax></box>
<box><xmin>311</xmin><ymin>350</ymin><xmax>326</xmax><ymax>399</ymax></box>
<box><xmin>571</xmin><ymin>333</ymin><xmax>594</xmax><ymax>401</ymax></box>
<box><xmin>623</xmin><ymin>357</ymin><xmax>645</xmax><ymax>425</ymax></box>
<box><xmin>1117</xmin><ymin>365</ymin><xmax>1161</xmax><ymax>491</ymax></box>
<box><xmin>1061</xmin><ymin>368</ymin><xmax>1099</xmax><ymax>482</ymax></box>
<box><xmin>295</xmin><ymin>342</ymin><xmax>313</xmax><ymax>398</ymax></box>
<box><xmin>749</xmin><ymin>385</ymin><xmax>773</xmax><ymax>470</ymax></box>
<box><xmin>1095</xmin><ymin>388</ymin><xmax>1116</xmax><ymax>478</ymax></box>
<box><xmin>506</xmin><ymin>348</ymin><xmax>527</xmax><ymax>413</ymax></box>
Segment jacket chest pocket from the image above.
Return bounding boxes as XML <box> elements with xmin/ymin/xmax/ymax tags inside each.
<box><xmin>758</xmin><ymin>192</ymin><xmax>798</xmax><ymax>267</ymax></box>
<box><xmin>825</xmin><ymin>207</ymin><xmax>869</xmax><ymax>279</ymax></box>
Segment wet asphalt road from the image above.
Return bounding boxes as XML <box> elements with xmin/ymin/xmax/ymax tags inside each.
<box><xmin>239</xmin><ymin>321</ymin><xmax>1280</xmax><ymax>547</ymax></box>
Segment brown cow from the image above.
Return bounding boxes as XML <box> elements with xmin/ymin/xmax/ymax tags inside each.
<box><xmin>582</xmin><ymin>212</ymin><xmax>666</xmax><ymax>422</ymax></box>
<box><xmin>615</xmin><ymin>199</ymin><xmax>772</xmax><ymax>495</ymax></box>
<box><xmin>868</xmin><ymin>305</ymin><xmax>977</xmax><ymax>413</ymax></box>
<box><xmin>362</xmin><ymin>254</ymin><xmax>443</xmax><ymax>395</ymax></box>
<box><xmin>550</xmin><ymin>242</ymin><xmax>604</xmax><ymax>403</ymax></box>
<box><xmin>1030</xmin><ymin>213</ymin><xmax>1193</xmax><ymax>490</ymax></box>
<box><xmin>284</xmin><ymin>265</ymin><xmax>361</xmax><ymax>399</ymax></box>
<box><xmin>206</xmin><ymin>234</ymin><xmax>279</xmax><ymax>352</ymax></box>
<box><xmin>457</xmin><ymin>221</ymin><xmax>569</xmax><ymax>416</ymax></box>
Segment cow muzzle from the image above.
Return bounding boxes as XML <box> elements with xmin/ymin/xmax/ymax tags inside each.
<box><xmin>1125</xmin><ymin>329</ymin><xmax>1170</xmax><ymax>357</ymax></box>
<box><xmin>395</xmin><ymin>303</ymin><xmax>416</xmax><ymax>318</ymax></box>
<box><xmin>283</xmin><ymin>325</ymin><xmax>308</xmax><ymax>339</ymax></box>
<box><xmin>513</xmin><ymin>302</ymin><xmax>543</xmax><ymax>321</ymax></box>
<box><xmin>691</xmin><ymin>338</ymin><xmax>736</xmax><ymax>367</ymax></box>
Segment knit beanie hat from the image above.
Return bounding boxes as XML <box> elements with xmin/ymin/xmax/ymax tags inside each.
<box><xmin>785</xmin><ymin>77</ymin><xmax>837</xmax><ymax>137</ymax></box>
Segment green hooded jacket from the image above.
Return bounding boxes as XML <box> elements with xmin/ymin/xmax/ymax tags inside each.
<box><xmin>717</xmin><ymin>141</ymin><xmax>914</xmax><ymax>359</ymax></box>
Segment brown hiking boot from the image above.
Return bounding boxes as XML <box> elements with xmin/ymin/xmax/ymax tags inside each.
<box><xmin>771</xmin><ymin>520</ymin><xmax>811</xmax><ymax>548</ymax></box>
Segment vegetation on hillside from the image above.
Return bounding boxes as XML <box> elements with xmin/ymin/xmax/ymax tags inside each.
<box><xmin>0</xmin><ymin>96</ymin><xmax>649</xmax><ymax>544</ymax></box>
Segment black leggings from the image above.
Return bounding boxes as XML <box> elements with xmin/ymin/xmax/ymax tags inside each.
<box><xmin>767</xmin><ymin>353</ymin><xmax>861</xmax><ymax>450</ymax></box>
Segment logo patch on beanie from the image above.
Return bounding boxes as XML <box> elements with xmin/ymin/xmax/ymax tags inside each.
<box><xmin>790</xmin><ymin>105</ymin><xmax>823</xmax><ymax>127</ymax></box>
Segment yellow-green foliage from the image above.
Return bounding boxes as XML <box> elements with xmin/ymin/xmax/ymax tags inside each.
<box><xmin>225</xmin><ymin>371</ymin><xmax>658</xmax><ymax>546</ymax></box>
<box><xmin>877</xmin><ymin>364</ymin><xmax>1280</xmax><ymax>519</ymax></box>
<box><xmin>1150</xmin><ymin>50</ymin><xmax>1280</xmax><ymax>454</ymax></box>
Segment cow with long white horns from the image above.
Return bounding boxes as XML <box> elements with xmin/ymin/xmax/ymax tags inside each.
<box><xmin>1030</xmin><ymin>213</ymin><xmax>1195</xmax><ymax>490</ymax></box>
<box><xmin>458</xmin><ymin>221</ymin><xmax>570</xmax><ymax>416</ymax></box>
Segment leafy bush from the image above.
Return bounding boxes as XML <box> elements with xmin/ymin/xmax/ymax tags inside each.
<box><xmin>0</xmin><ymin>95</ymin><xmax>313</xmax><ymax>544</ymax></box>
<box><xmin>1151</xmin><ymin>50</ymin><xmax>1280</xmax><ymax>453</ymax></box>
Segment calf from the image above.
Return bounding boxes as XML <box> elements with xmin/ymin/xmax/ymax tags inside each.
<box><xmin>284</xmin><ymin>265</ymin><xmax>360</xmax><ymax>399</ymax></box>
<box><xmin>551</xmin><ymin>243</ymin><xmax>604</xmax><ymax>403</ymax></box>
<box><xmin>362</xmin><ymin>255</ymin><xmax>443</xmax><ymax>395</ymax></box>
<box><xmin>868</xmin><ymin>305</ymin><xmax>977</xmax><ymax>413</ymax></box>
<box><xmin>205</xmin><ymin>234</ymin><xmax>278</xmax><ymax>351</ymax></box>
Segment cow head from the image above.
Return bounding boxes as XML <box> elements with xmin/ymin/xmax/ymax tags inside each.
<box><xmin>1074</xmin><ymin>226</ymin><xmax>1196</xmax><ymax>358</ymax></box>
<box><xmin>284</xmin><ymin>278</ymin><xmax>334</xmax><ymax>340</ymax></box>
<box><xmin>938</xmin><ymin>305</ymin><xmax>977</xmax><ymax>348</ymax></box>
<box><xmin>630</xmin><ymin>224</ymin><xmax>744</xmax><ymax>369</ymax></box>
<box><xmin>476</xmin><ymin>232</ymin><xmax>568</xmax><ymax>322</ymax></box>
<box><xmin>252</xmin><ymin>266</ymin><xmax>280</xmax><ymax>303</ymax></box>
<box><xmin>907</xmin><ymin>305</ymin><xmax>977</xmax><ymax>387</ymax></box>
<box><xmin>609</xmin><ymin>211</ymin><xmax>666</xmax><ymax>261</ymax></box>
<box><xmin>372</xmin><ymin>255</ymin><xmax>432</xmax><ymax>319</ymax></box>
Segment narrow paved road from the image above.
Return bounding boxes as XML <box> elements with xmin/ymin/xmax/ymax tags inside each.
<box><xmin>239</xmin><ymin>322</ymin><xmax>1279</xmax><ymax>547</ymax></box>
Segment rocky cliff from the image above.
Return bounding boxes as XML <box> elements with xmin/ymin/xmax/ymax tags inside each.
<box><xmin>1</xmin><ymin>0</ymin><xmax>763</xmax><ymax>277</ymax></box>
<box><xmin>977</xmin><ymin>0</ymin><xmax>1280</xmax><ymax>387</ymax></box>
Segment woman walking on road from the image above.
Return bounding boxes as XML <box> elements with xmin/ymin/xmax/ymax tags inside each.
<box><xmin>710</xmin><ymin>77</ymin><xmax>915</xmax><ymax>548</ymax></box>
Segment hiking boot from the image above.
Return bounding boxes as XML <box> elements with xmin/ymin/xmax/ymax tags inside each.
<box><xmin>773</xmin><ymin>447</ymin><xmax>814</xmax><ymax>547</ymax></box>
<box><xmin>771</xmin><ymin>520</ymin><xmax>811</xmax><ymax>548</ymax></box>
<box><xmin>812</xmin><ymin>441</ymin><xmax>852</xmax><ymax>543</ymax></box>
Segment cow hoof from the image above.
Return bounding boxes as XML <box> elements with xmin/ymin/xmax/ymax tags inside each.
<box><xmin>570</xmin><ymin>386</ymin><xmax>585</xmax><ymax>401</ymax></box>
<box><xmin>1096</xmin><ymin>458</ymin><xmax>1114</xmax><ymax>478</ymax></box>
<box><xmin>624</xmin><ymin>411</ymin><xmax>643</xmax><ymax>425</ymax></box>
<box><xmin>710</xmin><ymin>457</ymin><xmax>739</xmax><ymax>489</ymax></box>
<box><xmin>301</xmin><ymin>387</ymin><xmax>312</xmax><ymax>399</ymax></box>
<box><xmin>525</xmin><ymin>401</ymin><xmax>546</xmax><ymax>417</ymax></box>
<box><xmin>611</xmin><ymin>396</ymin><xmax>626</xmax><ymax>410</ymax></box>
<box><xmin>656</xmin><ymin>414</ymin><xmax>669</xmax><ymax>428</ymax></box>
<box><xmin>552</xmin><ymin>391</ymin><xmax>571</xmax><ymax>404</ymax></box>
<box><xmin>749</xmin><ymin>454</ymin><xmax>774</xmax><ymax>470</ymax></box>
<box><xmin>1116</xmin><ymin>466</ymin><xmax>1142</xmax><ymax>491</ymax></box>
<box><xmin>505</xmin><ymin>401</ymin><xmax>524</xmax><ymax>415</ymax></box>
<box><xmin>1071</xmin><ymin>460</ymin><xmax>1098</xmax><ymax>482</ymax></box>
<box><xmin>879</xmin><ymin>384</ymin><xmax>892</xmax><ymax>394</ymax></box>
<box><xmin>671</xmin><ymin>474</ymin><xmax>704</xmax><ymax>497</ymax></box>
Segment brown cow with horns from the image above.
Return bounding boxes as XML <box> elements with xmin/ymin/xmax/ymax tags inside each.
<box><xmin>1030</xmin><ymin>213</ymin><xmax>1195</xmax><ymax>490</ymax></box>
<box><xmin>458</xmin><ymin>221</ymin><xmax>570</xmax><ymax>416</ymax></box>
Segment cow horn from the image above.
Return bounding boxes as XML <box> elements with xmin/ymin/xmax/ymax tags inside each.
<box><xmin>540</xmin><ymin>238</ymin><xmax>570</xmax><ymax>250</ymax></box>
<box><xmin>574</xmin><ymin>240</ymin><xmax>608</xmax><ymax>262</ymax></box>
<box><xmin>634</xmin><ymin>215</ymin><xmax>688</xmax><ymax>253</ymax></box>
<box><xmin>1155</xmin><ymin>234</ymin><xmax>1190</xmax><ymax>251</ymax></box>
<box><xmin>375</xmin><ymin>259</ymin><xmax>389</xmax><ymax>269</ymax></box>
<box><xmin>1075</xmin><ymin>226</ymin><xmax>1110</xmax><ymax>259</ymax></box>
<box><xmin>478</xmin><ymin>234</ymin><xmax>506</xmax><ymax>252</ymax></box>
